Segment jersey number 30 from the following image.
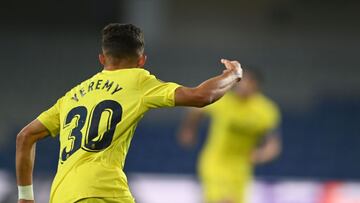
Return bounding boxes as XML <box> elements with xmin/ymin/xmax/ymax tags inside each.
<box><xmin>61</xmin><ymin>100</ymin><xmax>122</xmax><ymax>162</ymax></box>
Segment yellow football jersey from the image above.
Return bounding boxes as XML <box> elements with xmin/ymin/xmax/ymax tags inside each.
<box><xmin>198</xmin><ymin>92</ymin><xmax>280</xmax><ymax>203</ymax></box>
<box><xmin>37</xmin><ymin>68</ymin><xmax>180</xmax><ymax>203</ymax></box>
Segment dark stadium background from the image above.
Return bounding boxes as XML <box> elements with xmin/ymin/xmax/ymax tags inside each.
<box><xmin>0</xmin><ymin>0</ymin><xmax>359</xmax><ymax>202</ymax></box>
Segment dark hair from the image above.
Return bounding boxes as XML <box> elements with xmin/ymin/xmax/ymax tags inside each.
<box><xmin>101</xmin><ymin>23</ymin><xmax>145</xmax><ymax>60</ymax></box>
<box><xmin>243</xmin><ymin>66</ymin><xmax>264</xmax><ymax>85</ymax></box>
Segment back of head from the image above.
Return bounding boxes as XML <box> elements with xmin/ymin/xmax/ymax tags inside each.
<box><xmin>102</xmin><ymin>23</ymin><xmax>145</xmax><ymax>62</ymax></box>
<box><xmin>244</xmin><ymin>67</ymin><xmax>263</xmax><ymax>86</ymax></box>
<box><xmin>234</xmin><ymin>66</ymin><xmax>264</xmax><ymax>97</ymax></box>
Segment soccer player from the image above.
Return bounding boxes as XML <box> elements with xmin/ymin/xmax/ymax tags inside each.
<box><xmin>15</xmin><ymin>23</ymin><xmax>243</xmax><ymax>203</ymax></box>
<box><xmin>178</xmin><ymin>69</ymin><xmax>281</xmax><ymax>203</ymax></box>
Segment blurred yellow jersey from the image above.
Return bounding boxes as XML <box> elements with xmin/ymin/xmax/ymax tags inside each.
<box><xmin>37</xmin><ymin>68</ymin><xmax>180</xmax><ymax>203</ymax></box>
<box><xmin>202</xmin><ymin>92</ymin><xmax>280</xmax><ymax>162</ymax></box>
<box><xmin>199</xmin><ymin>92</ymin><xmax>280</xmax><ymax>202</ymax></box>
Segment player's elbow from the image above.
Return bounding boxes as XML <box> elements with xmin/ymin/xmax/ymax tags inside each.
<box><xmin>268</xmin><ymin>137</ymin><xmax>282</xmax><ymax>161</ymax></box>
<box><xmin>191</xmin><ymin>90</ymin><xmax>215</xmax><ymax>108</ymax></box>
<box><xmin>175</xmin><ymin>87</ymin><xmax>215</xmax><ymax>107</ymax></box>
<box><xmin>16</xmin><ymin>128</ymin><xmax>33</xmax><ymax>150</ymax></box>
<box><xmin>273</xmin><ymin>141</ymin><xmax>282</xmax><ymax>158</ymax></box>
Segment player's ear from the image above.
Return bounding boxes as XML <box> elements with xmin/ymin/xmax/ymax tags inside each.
<box><xmin>99</xmin><ymin>54</ymin><xmax>106</xmax><ymax>66</ymax></box>
<box><xmin>137</xmin><ymin>54</ymin><xmax>147</xmax><ymax>67</ymax></box>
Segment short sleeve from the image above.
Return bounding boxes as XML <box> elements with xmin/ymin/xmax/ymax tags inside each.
<box><xmin>37</xmin><ymin>98</ymin><xmax>62</xmax><ymax>137</ymax></box>
<box><xmin>140</xmin><ymin>71</ymin><xmax>181</xmax><ymax>109</ymax></box>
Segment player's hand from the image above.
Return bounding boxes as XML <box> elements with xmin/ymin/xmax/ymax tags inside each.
<box><xmin>221</xmin><ymin>59</ymin><xmax>243</xmax><ymax>81</ymax></box>
<box><xmin>251</xmin><ymin>150</ymin><xmax>269</xmax><ymax>164</ymax></box>
<box><xmin>251</xmin><ymin>151</ymin><xmax>262</xmax><ymax>164</ymax></box>
<box><xmin>177</xmin><ymin>128</ymin><xmax>196</xmax><ymax>148</ymax></box>
<box><xmin>18</xmin><ymin>200</ymin><xmax>35</xmax><ymax>203</ymax></box>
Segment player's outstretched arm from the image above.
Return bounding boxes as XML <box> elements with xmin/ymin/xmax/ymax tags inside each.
<box><xmin>16</xmin><ymin>119</ymin><xmax>50</xmax><ymax>203</ymax></box>
<box><xmin>177</xmin><ymin>108</ymin><xmax>204</xmax><ymax>148</ymax></box>
<box><xmin>175</xmin><ymin>59</ymin><xmax>242</xmax><ymax>107</ymax></box>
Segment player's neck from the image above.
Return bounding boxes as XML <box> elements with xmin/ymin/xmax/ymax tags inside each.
<box><xmin>235</xmin><ymin>91</ymin><xmax>259</xmax><ymax>100</ymax></box>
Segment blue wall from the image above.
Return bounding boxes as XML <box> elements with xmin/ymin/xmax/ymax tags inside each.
<box><xmin>2</xmin><ymin>97</ymin><xmax>360</xmax><ymax>181</ymax></box>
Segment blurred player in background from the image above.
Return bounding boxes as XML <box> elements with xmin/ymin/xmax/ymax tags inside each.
<box><xmin>178</xmin><ymin>69</ymin><xmax>281</xmax><ymax>203</ymax></box>
<box><xmin>15</xmin><ymin>23</ymin><xmax>243</xmax><ymax>203</ymax></box>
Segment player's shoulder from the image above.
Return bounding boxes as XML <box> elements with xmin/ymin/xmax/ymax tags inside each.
<box><xmin>109</xmin><ymin>68</ymin><xmax>152</xmax><ymax>82</ymax></box>
<box><xmin>223</xmin><ymin>92</ymin><xmax>242</xmax><ymax>105</ymax></box>
<box><xmin>135</xmin><ymin>68</ymin><xmax>154</xmax><ymax>78</ymax></box>
<box><xmin>135</xmin><ymin>68</ymin><xmax>151</xmax><ymax>75</ymax></box>
<box><xmin>122</xmin><ymin>67</ymin><xmax>150</xmax><ymax>75</ymax></box>
<box><xmin>136</xmin><ymin>68</ymin><xmax>163</xmax><ymax>85</ymax></box>
<box><xmin>255</xmin><ymin>93</ymin><xmax>280</xmax><ymax>112</ymax></box>
<box><xmin>207</xmin><ymin>92</ymin><xmax>235</xmax><ymax>111</ymax></box>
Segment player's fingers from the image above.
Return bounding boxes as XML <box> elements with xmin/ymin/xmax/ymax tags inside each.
<box><xmin>233</xmin><ymin>61</ymin><xmax>243</xmax><ymax>79</ymax></box>
<box><xmin>221</xmin><ymin>59</ymin><xmax>238</xmax><ymax>64</ymax></box>
<box><xmin>221</xmin><ymin>59</ymin><xmax>234</xmax><ymax>64</ymax></box>
<box><xmin>235</xmin><ymin>66</ymin><xmax>243</xmax><ymax>79</ymax></box>
<box><xmin>225</xmin><ymin>60</ymin><xmax>243</xmax><ymax>79</ymax></box>
<box><xmin>230</xmin><ymin>60</ymin><xmax>241</xmax><ymax>68</ymax></box>
<box><xmin>222</xmin><ymin>59</ymin><xmax>240</xmax><ymax>67</ymax></box>
<box><xmin>221</xmin><ymin>59</ymin><xmax>234</xmax><ymax>70</ymax></box>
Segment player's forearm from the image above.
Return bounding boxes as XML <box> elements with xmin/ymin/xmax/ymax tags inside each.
<box><xmin>16</xmin><ymin>120</ymin><xmax>50</xmax><ymax>186</ymax></box>
<box><xmin>253</xmin><ymin>136</ymin><xmax>281</xmax><ymax>164</ymax></box>
<box><xmin>178</xmin><ymin>109</ymin><xmax>204</xmax><ymax>147</ymax></box>
<box><xmin>175</xmin><ymin>59</ymin><xmax>242</xmax><ymax>107</ymax></box>
<box><xmin>182</xmin><ymin>109</ymin><xmax>203</xmax><ymax>131</ymax></box>
<box><xmin>195</xmin><ymin>69</ymin><xmax>240</xmax><ymax>105</ymax></box>
<box><xmin>16</xmin><ymin>131</ymin><xmax>36</xmax><ymax>186</ymax></box>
